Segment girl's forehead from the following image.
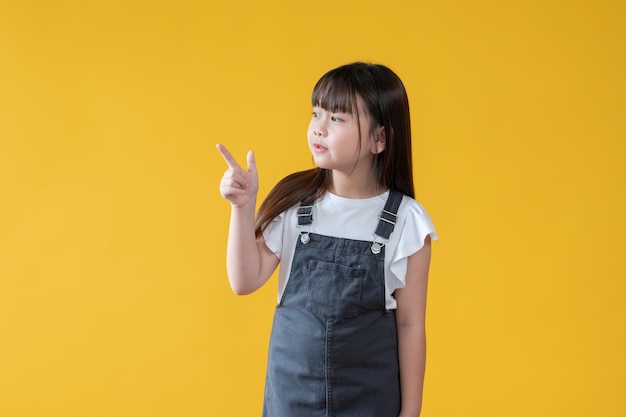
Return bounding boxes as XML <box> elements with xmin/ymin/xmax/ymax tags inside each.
<box><xmin>314</xmin><ymin>93</ymin><xmax>368</xmax><ymax>117</ymax></box>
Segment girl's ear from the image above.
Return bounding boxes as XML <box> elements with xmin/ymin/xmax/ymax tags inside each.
<box><xmin>371</xmin><ymin>126</ymin><xmax>387</xmax><ymax>154</ymax></box>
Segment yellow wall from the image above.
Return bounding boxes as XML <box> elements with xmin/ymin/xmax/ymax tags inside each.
<box><xmin>1</xmin><ymin>1</ymin><xmax>624</xmax><ymax>416</ymax></box>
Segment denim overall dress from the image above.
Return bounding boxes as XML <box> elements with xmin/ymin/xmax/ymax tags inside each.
<box><xmin>263</xmin><ymin>191</ymin><xmax>404</xmax><ymax>417</ymax></box>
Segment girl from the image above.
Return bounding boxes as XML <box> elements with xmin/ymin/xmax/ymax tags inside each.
<box><xmin>217</xmin><ymin>62</ymin><xmax>437</xmax><ymax>417</ymax></box>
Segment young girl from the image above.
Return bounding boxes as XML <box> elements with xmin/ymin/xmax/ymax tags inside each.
<box><xmin>217</xmin><ymin>62</ymin><xmax>437</xmax><ymax>417</ymax></box>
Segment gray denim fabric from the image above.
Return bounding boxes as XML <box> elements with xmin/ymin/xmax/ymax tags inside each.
<box><xmin>263</xmin><ymin>192</ymin><xmax>403</xmax><ymax>417</ymax></box>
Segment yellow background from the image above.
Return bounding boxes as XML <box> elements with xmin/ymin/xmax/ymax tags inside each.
<box><xmin>1</xmin><ymin>1</ymin><xmax>625</xmax><ymax>416</ymax></box>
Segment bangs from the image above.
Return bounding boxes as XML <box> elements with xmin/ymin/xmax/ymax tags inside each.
<box><xmin>311</xmin><ymin>69</ymin><xmax>358</xmax><ymax>114</ymax></box>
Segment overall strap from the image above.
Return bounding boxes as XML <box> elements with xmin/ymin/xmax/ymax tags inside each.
<box><xmin>374</xmin><ymin>190</ymin><xmax>404</xmax><ymax>240</ymax></box>
<box><xmin>297</xmin><ymin>203</ymin><xmax>314</xmax><ymax>226</ymax></box>
<box><xmin>296</xmin><ymin>199</ymin><xmax>314</xmax><ymax>244</ymax></box>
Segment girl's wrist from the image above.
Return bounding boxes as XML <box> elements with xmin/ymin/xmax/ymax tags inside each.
<box><xmin>230</xmin><ymin>199</ymin><xmax>256</xmax><ymax>210</ymax></box>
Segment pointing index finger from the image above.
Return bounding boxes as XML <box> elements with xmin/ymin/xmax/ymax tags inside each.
<box><xmin>216</xmin><ymin>143</ymin><xmax>241</xmax><ymax>170</ymax></box>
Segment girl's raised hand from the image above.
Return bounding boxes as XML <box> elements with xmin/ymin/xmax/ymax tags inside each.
<box><xmin>216</xmin><ymin>143</ymin><xmax>259</xmax><ymax>207</ymax></box>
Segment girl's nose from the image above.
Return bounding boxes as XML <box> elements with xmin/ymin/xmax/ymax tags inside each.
<box><xmin>314</xmin><ymin>123</ymin><xmax>327</xmax><ymax>137</ymax></box>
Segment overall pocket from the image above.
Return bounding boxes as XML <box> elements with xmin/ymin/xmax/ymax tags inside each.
<box><xmin>306</xmin><ymin>260</ymin><xmax>364</xmax><ymax>319</ymax></box>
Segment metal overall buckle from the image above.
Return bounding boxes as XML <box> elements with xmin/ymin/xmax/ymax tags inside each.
<box><xmin>297</xmin><ymin>205</ymin><xmax>313</xmax><ymax>244</ymax></box>
<box><xmin>371</xmin><ymin>234</ymin><xmax>386</xmax><ymax>254</ymax></box>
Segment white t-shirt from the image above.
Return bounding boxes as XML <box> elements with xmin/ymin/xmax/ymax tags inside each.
<box><xmin>263</xmin><ymin>190</ymin><xmax>438</xmax><ymax>310</ymax></box>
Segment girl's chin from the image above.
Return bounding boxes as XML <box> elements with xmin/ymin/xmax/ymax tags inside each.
<box><xmin>310</xmin><ymin>155</ymin><xmax>330</xmax><ymax>169</ymax></box>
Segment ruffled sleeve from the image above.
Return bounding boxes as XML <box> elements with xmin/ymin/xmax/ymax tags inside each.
<box><xmin>262</xmin><ymin>211</ymin><xmax>286</xmax><ymax>259</ymax></box>
<box><xmin>388</xmin><ymin>200</ymin><xmax>438</xmax><ymax>291</ymax></box>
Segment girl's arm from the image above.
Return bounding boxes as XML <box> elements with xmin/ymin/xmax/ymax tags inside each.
<box><xmin>217</xmin><ymin>144</ymin><xmax>279</xmax><ymax>295</ymax></box>
<box><xmin>394</xmin><ymin>236</ymin><xmax>432</xmax><ymax>417</ymax></box>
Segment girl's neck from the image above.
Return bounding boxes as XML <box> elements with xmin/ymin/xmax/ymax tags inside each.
<box><xmin>328</xmin><ymin>171</ymin><xmax>386</xmax><ymax>199</ymax></box>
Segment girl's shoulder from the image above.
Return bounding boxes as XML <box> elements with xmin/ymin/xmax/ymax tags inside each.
<box><xmin>400</xmin><ymin>194</ymin><xmax>430</xmax><ymax>216</ymax></box>
<box><xmin>397</xmin><ymin>194</ymin><xmax>438</xmax><ymax>241</ymax></box>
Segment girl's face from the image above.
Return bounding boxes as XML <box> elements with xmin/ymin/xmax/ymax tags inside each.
<box><xmin>307</xmin><ymin>96</ymin><xmax>381</xmax><ymax>176</ymax></box>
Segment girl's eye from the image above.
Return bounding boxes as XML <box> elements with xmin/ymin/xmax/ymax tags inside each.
<box><xmin>311</xmin><ymin>112</ymin><xmax>319</xmax><ymax>118</ymax></box>
<box><xmin>331</xmin><ymin>116</ymin><xmax>344</xmax><ymax>122</ymax></box>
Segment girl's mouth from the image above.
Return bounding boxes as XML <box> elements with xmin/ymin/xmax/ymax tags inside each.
<box><xmin>313</xmin><ymin>143</ymin><xmax>327</xmax><ymax>152</ymax></box>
